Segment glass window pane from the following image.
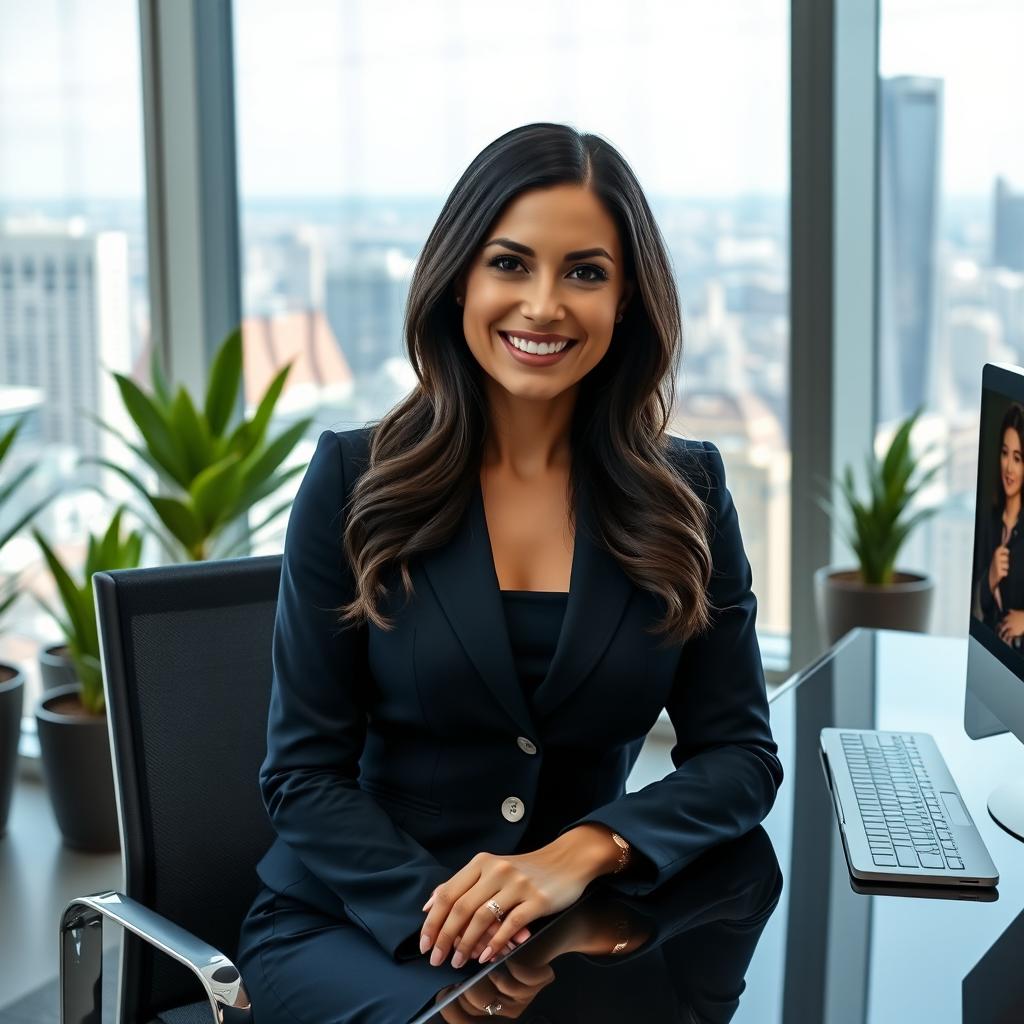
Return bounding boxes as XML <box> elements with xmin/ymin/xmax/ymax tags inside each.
<box><xmin>233</xmin><ymin>0</ymin><xmax>791</xmax><ymax>651</ymax></box>
<box><xmin>878</xmin><ymin>0</ymin><xmax>1024</xmax><ymax>635</ymax></box>
<box><xmin>0</xmin><ymin>0</ymin><xmax>150</xmax><ymax>716</ymax></box>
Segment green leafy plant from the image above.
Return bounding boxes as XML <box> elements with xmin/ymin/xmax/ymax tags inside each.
<box><xmin>78</xmin><ymin>326</ymin><xmax>313</xmax><ymax>562</ymax></box>
<box><xmin>815</xmin><ymin>406</ymin><xmax>945</xmax><ymax>585</ymax></box>
<box><xmin>0</xmin><ymin>413</ymin><xmax>61</xmax><ymax>625</ymax></box>
<box><xmin>31</xmin><ymin>506</ymin><xmax>143</xmax><ymax>715</ymax></box>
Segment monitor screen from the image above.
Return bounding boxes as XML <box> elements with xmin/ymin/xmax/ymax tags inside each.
<box><xmin>970</xmin><ymin>388</ymin><xmax>1024</xmax><ymax>662</ymax></box>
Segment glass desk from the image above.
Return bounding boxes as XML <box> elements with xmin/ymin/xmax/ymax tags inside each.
<box><xmin>412</xmin><ymin>628</ymin><xmax>1024</xmax><ymax>1023</ymax></box>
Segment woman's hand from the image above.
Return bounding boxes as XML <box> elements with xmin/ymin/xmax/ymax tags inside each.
<box><xmin>990</xmin><ymin>544</ymin><xmax>1009</xmax><ymax>598</ymax></box>
<box><xmin>997</xmin><ymin>608</ymin><xmax>1024</xmax><ymax>644</ymax></box>
<box><xmin>420</xmin><ymin>842</ymin><xmax>597</xmax><ymax>970</ymax></box>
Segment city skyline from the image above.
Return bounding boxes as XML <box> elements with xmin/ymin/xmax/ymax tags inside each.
<box><xmin>1</xmin><ymin>0</ymin><xmax>1022</xmax><ymax>201</ymax></box>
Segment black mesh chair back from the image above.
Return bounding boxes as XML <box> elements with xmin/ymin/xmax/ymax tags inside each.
<box><xmin>92</xmin><ymin>554</ymin><xmax>281</xmax><ymax>1023</ymax></box>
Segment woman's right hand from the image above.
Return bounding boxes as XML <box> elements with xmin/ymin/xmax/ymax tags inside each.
<box><xmin>990</xmin><ymin>544</ymin><xmax>1010</xmax><ymax>596</ymax></box>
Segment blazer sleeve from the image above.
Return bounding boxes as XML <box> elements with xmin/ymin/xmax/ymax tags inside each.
<box><xmin>555</xmin><ymin>439</ymin><xmax>784</xmax><ymax>896</ymax></box>
<box><xmin>259</xmin><ymin>428</ymin><xmax>452</xmax><ymax>961</ymax></box>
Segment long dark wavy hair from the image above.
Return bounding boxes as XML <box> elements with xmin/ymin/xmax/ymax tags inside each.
<box><xmin>336</xmin><ymin>122</ymin><xmax>716</xmax><ymax>650</ymax></box>
<box><xmin>993</xmin><ymin>402</ymin><xmax>1024</xmax><ymax>514</ymax></box>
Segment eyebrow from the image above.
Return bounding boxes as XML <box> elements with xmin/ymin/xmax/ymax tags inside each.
<box><xmin>483</xmin><ymin>237</ymin><xmax>615</xmax><ymax>264</ymax></box>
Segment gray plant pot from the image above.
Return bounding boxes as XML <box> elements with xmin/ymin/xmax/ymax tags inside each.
<box><xmin>39</xmin><ymin>642</ymin><xmax>77</xmax><ymax>692</ymax></box>
<box><xmin>814</xmin><ymin>566</ymin><xmax>934</xmax><ymax>649</ymax></box>
<box><xmin>34</xmin><ymin>683</ymin><xmax>120</xmax><ymax>852</ymax></box>
<box><xmin>0</xmin><ymin>661</ymin><xmax>24</xmax><ymax>838</ymax></box>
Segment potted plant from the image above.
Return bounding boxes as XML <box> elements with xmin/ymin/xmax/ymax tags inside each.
<box><xmin>78</xmin><ymin>326</ymin><xmax>314</xmax><ymax>562</ymax></box>
<box><xmin>813</xmin><ymin>407</ymin><xmax>945</xmax><ymax>647</ymax></box>
<box><xmin>31</xmin><ymin>505</ymin><xmax>143</xmax><ymax>851</ymax></box>
<box><xmin>0</xmin><ymin>413</ymin><xmax>58</xmax><ymax>837</ymax></box>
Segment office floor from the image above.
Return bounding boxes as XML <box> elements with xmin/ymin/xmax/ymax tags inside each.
<box><xmin>0</xmin><ymin>681</ymin><xmax>784</xmax><ymax>1013</ymax></box>
<box><xmin>0</xmin><ymin>778</ymin><xmax>121</xmax><ymax>1011</ymax></box>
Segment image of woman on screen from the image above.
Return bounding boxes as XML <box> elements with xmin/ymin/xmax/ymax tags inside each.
<box><xmin>978</xmin><ymin>402</ymin><xmax>1024</xmax><ymax>646</ymax></box>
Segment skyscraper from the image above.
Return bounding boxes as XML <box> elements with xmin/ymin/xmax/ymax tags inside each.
<box><xmin>993</xmin><ymin>176</ymin><xmax>1024</xmax><ymax>273</ymax></box>
<box><xmin>0</xmin><ymin>217</ymin><xmax>133</xmax><ymax>482</ymax></box>
<box><xmin>878</xmin><ymin>75</ymin><xmax>944</xmax><ymax>424</ymax></box>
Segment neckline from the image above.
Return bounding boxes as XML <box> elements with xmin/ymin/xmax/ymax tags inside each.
<box><xmin>500</xmin><ymin>589</ymin><xmax>570</xmax><ymax>597</ymax></box>
<box><xmin>476</xmin><ymin>474</ymin><xmax>576</xmax><ymax>600</ymax></box>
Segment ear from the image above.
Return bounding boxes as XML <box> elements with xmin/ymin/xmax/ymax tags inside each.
<box><xmin>619</xmin><ymin>279</ymin><xmax>635</xmax><ymax>314</ymax></box>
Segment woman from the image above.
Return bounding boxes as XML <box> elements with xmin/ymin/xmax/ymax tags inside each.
<box><xmin>235</xmin><ymin>122</ymin><xmax>783</xmax><ymax>1023</ymax></box>
<box><xmin>978</xmin><ymin>402</ymin><xmax>1024</xmax><ymax>646</ymax></box>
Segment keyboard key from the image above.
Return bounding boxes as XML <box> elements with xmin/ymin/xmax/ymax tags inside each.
<box><xmin>919</xmin><ymin>853</ymin><xmax>945</xmax><ymax>869</ymax></box>
<box><xmin>894</xmin><ymin>846</ymin><xmax>918</xmax><ymax>868</ymax></box>
<box><xmin>946</xmin><ymin>858</ymin><xmax>964</xmax><ymax>870</ymax></box>
<box><xmin>872</xmin><ymin>854</ymin><xmax>897</xmax><ymax>866</ymax></box>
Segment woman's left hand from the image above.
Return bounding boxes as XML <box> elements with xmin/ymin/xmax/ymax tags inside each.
<box><xmin>420</xmin><ymin>843</ymin><xmax>596</xmax><ymax>969</ymax></box>
<box><xmin>998</xmin><ymin>609</ymin><xmax>1024</xmax><ymax>644</ymax></box>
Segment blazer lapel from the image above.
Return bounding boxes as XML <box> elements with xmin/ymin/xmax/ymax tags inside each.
<box><xmin>532</xmin><ymin>471</ymin><xmax>633</xmax><ymax>719</ymax></box>
<box><xmin>420</xmin><ymin>469</ymin><xmax>634</xmax><ymax>734</ymax></box>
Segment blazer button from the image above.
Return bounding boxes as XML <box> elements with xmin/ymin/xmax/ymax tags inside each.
<box><xmin>502</xmin><ymin>797</ymin><xmax>525</xmax><ymax>822</ymax></box>
<box><xmin>516</xmin><ymin>736</ymin><xmax>537</xmax><ymax>755</ymax></box>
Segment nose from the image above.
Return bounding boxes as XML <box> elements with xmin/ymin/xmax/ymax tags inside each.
<box><xmin>519</xmin><ymin>278</ymin><xmax>566</xmax><ymax>326</ymax></box>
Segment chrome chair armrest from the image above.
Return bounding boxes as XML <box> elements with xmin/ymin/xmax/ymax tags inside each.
<box><xmin>60</xmin><ymin>890</ymin><xmax>251</xmax><ymax>1023</ymax></box>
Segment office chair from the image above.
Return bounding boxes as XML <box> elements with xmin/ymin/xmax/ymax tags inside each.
<box><xmin>60</xmin><ymin>555</ymin><xmax>282</xmax><ymax>1023</ymax></box>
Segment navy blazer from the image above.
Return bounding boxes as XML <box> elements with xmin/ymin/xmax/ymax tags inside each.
<box><xmin>977</xmin><ymin>503</ymin><xmax>1024</xmax><ymax>631</ymax></box>
<box><xmin>254</xmin><ymin>426</ymin><xmax>783</xmax><ymax>962</ymax></box>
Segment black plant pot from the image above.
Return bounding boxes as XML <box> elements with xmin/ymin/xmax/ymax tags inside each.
<box><xmin>39</xmin><ymin>642</ymin><xmax>77</xmax><ymax>692</ymax></box>
<box><xmin>35</xmin><ymin>683</ymin><xmax>120</xmax><ymax>852</ymax></box>
<box><xmin>0</xmin><ymin>661</ymin><xmax>24</xmax><ymax>837</ymax></box>
<box><xmin>814</xmin><ymin>566</ymin><xmax>934</xmax><ymax>648</ymax></box>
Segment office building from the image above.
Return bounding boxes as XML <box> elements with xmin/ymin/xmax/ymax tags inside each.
<box><xmin>878</xmin><ymin>75</ymin><xmax>944</xmax><ymax>424</ymax></box>
<box><xmin>673</xmin><ymin>388</ymin><xmax>791</xmax><ymax>635</ymax></box>
<box><xmin>993</xmin><ymin>176</ymin><xmax>1024</xmax><ymax>273</ymax></box>
<box><xmin>0</xmin><ymin>218</ymin><xmax>134</xmax><ymax>488</ymax></box>
<box><xmin>244</xmin><ymin>226</ymin><xmax>327</xmax><ymax>317</ymax></box>
<box><xmin>324</xmin><ymin>245</ymin><xmax>415</xmax><ymax>381</ymax></box>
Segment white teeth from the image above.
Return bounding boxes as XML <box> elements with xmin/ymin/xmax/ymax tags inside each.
<box><xmin>506</xmin><ymin>333</ymin><xmax>569</xmax><ymax>355</ymax></box>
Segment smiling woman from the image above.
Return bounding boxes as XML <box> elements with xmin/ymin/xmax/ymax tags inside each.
<box><xmin>341</xmin><ymin>123</ymin><xmax>713</xmax><ymax>648</ymax></box>
<box><xmin>236</xmin><ymin>122</ymin><xmax>781</xmax><ymax>1023</ymax></box>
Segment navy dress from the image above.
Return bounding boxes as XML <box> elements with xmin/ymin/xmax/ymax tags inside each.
<box><xmin>236</xmin><ymin>591</ymin><xmax>568</xmax><ymax>1023</ymax></box>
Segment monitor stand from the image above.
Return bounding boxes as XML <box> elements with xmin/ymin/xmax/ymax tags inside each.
<box><xmin>988</xmin><ymin>780</ymin><xmax>1024</xmax><ymax>842</ymax></box>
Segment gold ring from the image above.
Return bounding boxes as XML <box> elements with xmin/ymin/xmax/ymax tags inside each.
<box><xmin>486</xmin><ymin>899</ymin><xmax>504</xmax><ymax>921</ymax></box>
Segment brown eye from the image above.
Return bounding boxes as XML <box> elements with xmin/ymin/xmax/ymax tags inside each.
<box><xmin>569</xmin><ymin>264</ymin><xmax>609</xmax><ymax>283</ymax></box>
<box><xmin>489</xmin><ymin>255</ymin><xmax>521</xmax><ymax>272</ymax></box>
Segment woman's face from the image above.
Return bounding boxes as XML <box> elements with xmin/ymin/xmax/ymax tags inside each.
<box><xmin>456</xmin><ymin>184</ymin><xmax>634</xmax><ymax>403</ymax></box>
<box><xmin>1001</xmin><ymin>426</ymin><xmax>1023</xmax><ymax>502</ymax></box>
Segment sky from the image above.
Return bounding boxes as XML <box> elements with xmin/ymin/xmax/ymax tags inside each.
<box><xmin>0</xmin><ymin>0</ymin><xmax>1020</xmax><ymax>202</ymax></box>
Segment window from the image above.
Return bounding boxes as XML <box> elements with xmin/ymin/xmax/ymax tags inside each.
<box><xmin>233</xmin><ymin>0</ymin><xmax>791</xmax><ymax>653</ymax></box>
<box><xmin>877</xmin><ymin>0</ymin><xmax>1024</xmax><ymax>636</ymax></box>
<box><xmin>0</xmin><ymin>0</ymin><xmax>149</xmax><ymax>718</ymax></box>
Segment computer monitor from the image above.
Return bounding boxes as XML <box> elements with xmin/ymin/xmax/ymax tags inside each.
<box><xmin>966</xmin><ymin>361</ymin><xmax>1024</xmax><ymax>842</ymax></box>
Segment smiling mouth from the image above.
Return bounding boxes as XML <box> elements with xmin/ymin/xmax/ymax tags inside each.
<box><xmin>497</xmin><ymin>331</ymin><xmax>579</xmax><ymax>363</ymax></box>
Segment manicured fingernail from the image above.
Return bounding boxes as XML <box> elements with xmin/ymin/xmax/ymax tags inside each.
<box><xmin>422</xmin><ymin>895</ymin><xmax>434</xmax><ymax>912</ymax></box>
<box><xmin>479</xmin><ymin>945</ymin><xmax>493</xmax><ymax>963</ymax></box>
<box><xmin>451</xmin><ymin>950</ymin><xmax>465</xmax><ymax>968</ymax></box>
<box><xmin>419</xmin><ymin>933</ymin><xmax>431</xmax><ymax>954</ymax></box>
<box><xmin>430</xmin><ymin>946</ymin><xmax>445</xmax><ymax>967</ymax></box>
